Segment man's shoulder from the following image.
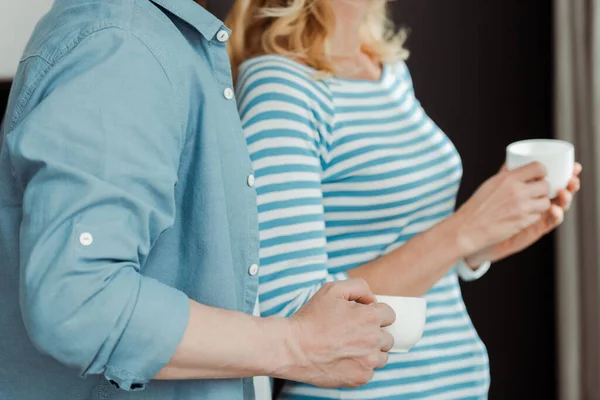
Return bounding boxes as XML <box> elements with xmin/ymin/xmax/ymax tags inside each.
<box><xmin>5</xmin><ymin>0</ymin><xmax>196</xmax><ymax>133</ymax></box>
<box><xmin>23</xmin><ymin>0</ymin><xmax>181</xmax><ymax>67</ymax></box>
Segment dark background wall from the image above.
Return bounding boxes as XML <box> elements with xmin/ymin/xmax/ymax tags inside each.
<box><xmin>1</xmin><ymin>0</ymin><xmax>556</xmax><ymax>399</ymax></box>
<box><xmin>392</xmin><ymin>1</ymin><xmax>556</xmax><ymax>399</ymax></box>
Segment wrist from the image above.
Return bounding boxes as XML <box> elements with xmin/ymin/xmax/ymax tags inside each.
<box><xmin>255</xmin><ymin>316</ymin><xmax>307</xmax><ymax>380</ymax></box>
<box><xmin>440</xmin><ymin>213</ymin><xmax>479</xmax><ymax>258</ymax></box>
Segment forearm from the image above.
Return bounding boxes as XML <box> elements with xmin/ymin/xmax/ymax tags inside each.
<box><xmin>347</xmin><ymin>213</ymin><xmax>471</xmax><ymax>297</ymax></box>
<box><xmin>156</xmin><ymin>300</ymin><xmax>296</xmax><ymax>380</ymax></box>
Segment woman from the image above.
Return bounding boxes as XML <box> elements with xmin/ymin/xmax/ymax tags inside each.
<box><xmin>227</xmin><ymin>1</ymin><xmax>581</xmax><ymax>398</ymax></box>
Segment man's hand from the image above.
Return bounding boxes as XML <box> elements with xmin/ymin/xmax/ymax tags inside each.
<box><xmin>277</xmin><ymin>279</ymin><xmax>395</xmax><ymax>388</ymax></box>
<box><xmin>465</xmin><ymin>162</ymin><xmax>582</xmax><ymax>266</ymax></box>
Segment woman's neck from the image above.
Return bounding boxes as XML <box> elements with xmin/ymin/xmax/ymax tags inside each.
<box><xmin>328</xmin><ymin>1</ymin><xmax>382</xmax><ymax>81</ymax></box>
<box><xmin>329</xmin><ymin>0</ymin><xmax>368</xmax><ymax>58</ymax></box>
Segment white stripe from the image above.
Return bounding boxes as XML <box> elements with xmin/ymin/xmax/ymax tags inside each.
<box><xmin>258</xmin><ymin>204</ymin><xmax>323</xmax><ymax>224</ymax></box>
<box><xmin>260</xmin><ymin>237</ymin><xmax>326</xmax><ymax>259</ymax></box>
<box><xmin>256</xmin><ymin>171</ymin><xmax>318</xmax><ymax>188</ymax></box>
<box><xmin>245</xmin><ymin>118</ymin><xmax>317</xmax><ymax>142</ymax></box>
<box><xmin>260</xmin><ymin>221</ymin><xmax>324</xmax><ymax>241</ymax></box>
<box><xmin>252</xmin><ymin>155</ymin><xmax>320</xmax><ymax>174</ymax></box>
<box><xmin>259</xmin><ymin>269</ymin><xmax>326</xmax><ymax>296</ymax></box>
<box><xmin>260</xmin><ymin>256</ymin><xmax>328</xmax><ymax>281</ymax></box>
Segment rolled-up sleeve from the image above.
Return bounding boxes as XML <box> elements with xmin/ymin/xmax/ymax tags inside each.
<box><xmin>6</xmin><ymin>28</ymin><xmax>190</xmax><ymax>391</ymax></box>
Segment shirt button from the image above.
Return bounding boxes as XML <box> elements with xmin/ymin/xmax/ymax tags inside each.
<box><xmin>249</xmin><ymin>264</ymin><xmax>259</xmax><ymax>276</ymax></box>
<box><xmin>224</xmin><ymin>88</ymin><xmax>234</xmax><ymax>100</ymax></box>
<box><xmin>247</xmin><ymin>174</ymin><xmax>255</xmax><ymax>187</ymax></box>
<box><xmin>79</xmin><ymin>232</ymin><xmax>93</xmax><ymax>246</ymax></box>
<box><xmin>216</xmin><ymin>30</ymin><xmax>230</xmax><ymax>43</ymax></box>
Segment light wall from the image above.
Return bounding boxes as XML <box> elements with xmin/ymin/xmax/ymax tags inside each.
<box><xmin>0</xmin><ymin>0</ymin><xmax>53</xmax><ymax>79</ymax></box>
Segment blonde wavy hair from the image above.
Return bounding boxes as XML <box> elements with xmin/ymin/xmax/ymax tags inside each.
<box><xmin>226</xmin><ymin>0</ymin><xmax>409</xmax><ymax>80</ymax></box>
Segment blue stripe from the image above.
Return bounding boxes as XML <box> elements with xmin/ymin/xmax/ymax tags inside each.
<box><xmin>247</xmin><ymin>128</ymin><xmax>317</xmax><ymax>148</ymax></box>
<box><xmin>323</xmin><ymin>164</ymin><xmax>462</xmax><ymax>198</ymax></box>
<box><xmin>257</xmin><ymin>180</ymin><xmax>321</xmax><ymax>196</ymax></box>
<box><xmin>260</xmin><ymin>229</ymin><xmax>325</xmax><ymax>249</ymax></box>
<box><xmin>259</xmin><ymin>262</ymin><xmax>325</xmax><ymax>285</ymax></box>
<box><xmin>259</xmin><ymin>213</ymin><xmax>324</xmax><ymax>231</ymax></box>
<box><xmin>260</xmin><ymin>278</ymin><xmax>325</xmax><ymax>304</ymax></box>
<box><xmin>323</xmin><ymin>180</ymin><xmax>460</xmax><ymax>213</ymax></box>
<box><xmin>258</xmin><ymin>196</ymin><xmax>322</xmax><ymax>214</ymax></box>
<box><xmin>243</xmin><ymin>107</ymin><xmax>320</xmax><ymax>133</ymax></box>
<box><xmin>260</xmin><ymin>246</ymin><xmax>327</xmax><ymax>266</ymax></box>
<box><xmin>251</xmin><ymin>146</ymin><xmax>318</xmax><ymax>162</ymax></box>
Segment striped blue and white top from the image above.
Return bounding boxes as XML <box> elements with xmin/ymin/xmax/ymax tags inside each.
<box><xmin>237</xmin><ymin>55</ymin><xmax>490</xmax><ymax>400</ymax></box>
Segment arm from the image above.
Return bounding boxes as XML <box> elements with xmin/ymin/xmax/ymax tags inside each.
<box><xmin>9</xmin><ymin>28</ymin><xmax>392</xmax><ymax>390</ymax></box>
<box><xmin>238</xmin><ymin>65</ymin><xmax>349</xmax><ymax>317</ymax></box>
<box><xmin>9</xmin><ymin>29</ymin><xmax>191</xmax><ymax>391</ymax></box>
<box><xmin>157</xmin><ymin>280</ymin><xmax>395</xmax><ymax>385</ymax></box>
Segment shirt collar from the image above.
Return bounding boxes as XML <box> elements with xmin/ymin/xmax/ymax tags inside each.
<box><xmin>149</xmin><ymin>0</ymin><xmax>225</xmax><ymax>41</ymax></box>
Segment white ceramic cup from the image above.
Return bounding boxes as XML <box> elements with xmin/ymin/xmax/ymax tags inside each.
<box><xmin>376</xmin><ymin>295</ymin><xmax>427</xmax><ymax>353</ymax></box>
<box><xmin>506</xmin><ymin>139</ymin><xmax>574</xmax><ymax>199</ymax></box>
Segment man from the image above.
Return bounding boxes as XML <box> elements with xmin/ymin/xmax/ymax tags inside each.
<box><xmin>0</xmin><ymin>0</ymin><xmax>395</xmax><ymax>399</ymax></box>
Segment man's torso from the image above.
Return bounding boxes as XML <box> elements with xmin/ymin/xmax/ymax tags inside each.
<box><xmin>0</xmin><ymin>1</ymin><xmax>259</xmax><ymax>399</ymax></box>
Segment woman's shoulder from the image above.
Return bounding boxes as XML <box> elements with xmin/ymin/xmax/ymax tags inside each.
<box><xmin>236</xmin><ymin>55</ymin><xmax>328</xmax><ymax>96</ymax></box>
<box><xmin>387</xmin><ymin>60</ymin><xmax>411</xmax><ymax>80</ymax></box>
<box><xmin>236</xmin><ymin>54</ymin><xmax>333</xmax><ymax>110</ymax></box>
<box><xmin>386</xmin><ymin>60</ymin><xmax>415</xmax><ymax>90</ymax></box>
<box><xmin>238</xmin><ymin>54</ymin><xmax>315</xmax><ymax>82</ymax></box>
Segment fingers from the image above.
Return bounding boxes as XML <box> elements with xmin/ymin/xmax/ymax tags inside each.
<box><xmin>574</xmin><ymin>162</ymin><xmax>583</xmax><ymax>176</ymax></box>
<box><xmin>567</xmin><ymin>174</ymin><xmax>581</xmax><ymax>193</ymax></box>
<box><xmin>529</xmin><ymin>197</ymin><xmax>552</xmax><ymax>213</ymax></box>
<box><xmin>521</xmin><ymin>213</ymin><xmax>542</xmax><ymax>228</ymax></box>
<box><xmin>372</xmin><ymin>302</ymin><xmax>396</xmax><ymax>328</ymax></box>
<box><xmin>380</xmin><ymin>331</ymin><xmax>394</xmax><ymax>352</ymax></box>
<box><xmin>375</xmin><ymin>351</ymin><xmax>390</xmax><ymax>369</ymax></box>
<box><xmin>545</xmin><ymin>204</ymin><xmax>565</xmax><ymax>227</ymax></box>
<box><xmin>526</xmin><ymin>179</ymin><xmax>550</xmax><ymax>198</ymax></box>
<box><xmin>332</xmin><ymin>278</ymin><xmax>376</xmax><ymax>305</ymax></box>
<box><xmin>511</xmin><ymin>162</ymin><xmax>547</xmax><ymax>182</ymax></box>
<box><xmin>552</xmin><ymin>189</ymin><xmax>573</xmax><ymax>211</ymax></box>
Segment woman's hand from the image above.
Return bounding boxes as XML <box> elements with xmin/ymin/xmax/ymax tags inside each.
<box><xmin>464</xmin><ymin>162</ymin><xmax>582</xmax><ymax>267</ymax></box>
<box><xmin>453</xmin><ymin>162</ymin><xmax>552</xmax><ymax>256</ymax></box>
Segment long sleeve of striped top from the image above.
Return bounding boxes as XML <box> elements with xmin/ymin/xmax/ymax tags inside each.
<box><xmin>236</xmin><ymin>61</ymin><xmax>350</xmax><ymax>318</ymax></box>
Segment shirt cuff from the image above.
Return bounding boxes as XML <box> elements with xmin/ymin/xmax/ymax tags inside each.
<box><xmin>103</xmin><ymin>277</ymin><xmax>190</xmax><ymax>391</ymax></box>
<box><xmin>456</xmin><ymin>259</ymin><xmax>492</xmax><ymax>282</ymax></box>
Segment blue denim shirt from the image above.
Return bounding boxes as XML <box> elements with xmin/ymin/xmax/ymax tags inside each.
<box><xmin>0</xmin><ymin>1</ymin><xmax>259</xmax><ymax>399</ymax></box>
